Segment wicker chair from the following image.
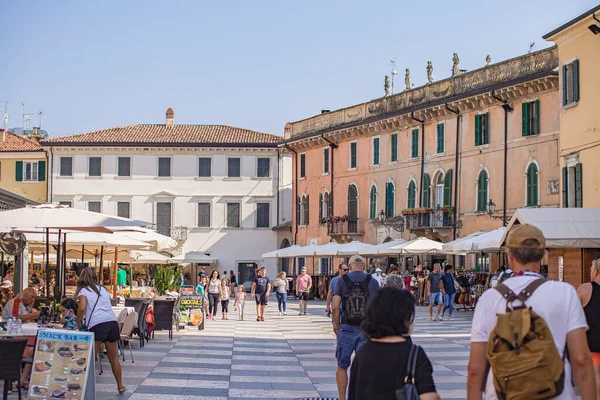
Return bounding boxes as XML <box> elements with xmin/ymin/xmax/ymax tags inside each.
<box><xmin>152</xmin><ymin>299</ymin><xmax>176</xmax><ymax>340</ymax></box>
<box><xmin>0</xmin><ymin>338</ymin><xmax>28</xmax><ymax>400</ymax></box>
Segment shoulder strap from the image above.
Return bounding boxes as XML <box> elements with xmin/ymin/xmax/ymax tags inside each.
<box><xmin>404</xmin><ymin>344</ymin><xmax>420</xmax><ymax>383</ymax></box>
<box><xmin>87</xmin><ymin>285</ymin><xmax>102</xmax><ymax>327</ymax></box>
<box><xmin>495</xmin><ymin>278</ymin><xmax>546</xmax><ymax>311</ymax></box>
<box><xmin>342</xmin><ymin>274</ymin><xmax>352</xmax><ymax>288</ymax></box>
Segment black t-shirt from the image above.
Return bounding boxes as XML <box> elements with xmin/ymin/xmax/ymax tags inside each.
<box><xmin>349</xmin><ymin>340</ymin><xmax>436</xmax><ymax>400</ymax></box>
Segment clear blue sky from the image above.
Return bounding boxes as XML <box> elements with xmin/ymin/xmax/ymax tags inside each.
<box><xmin>0</xmin><ymin>0</ymin><xmax>597</xmax><ymax>138</ymax></box>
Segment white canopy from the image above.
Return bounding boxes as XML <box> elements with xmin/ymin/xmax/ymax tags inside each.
<box><xmin>313</xmin><ymin>242</ymin><xmax>343</xmax><ymax>256</ymax></box>
<box><xmin>376</xmin><ymin>239</ymin><xmax>408</xmax><ymax>255</ymax></box>
<box><xmin>389</xmin><ymin>237</ymin><xmax>443</xmax><ymax>254</ymax></box>
<box><xmin>26</xmin><ymin>232</ymin><xmax>152</xmax><ymax>250</ymax></box>
<box><xmin>0</xmin><ymin>204</ymin><xmax>149</xmax><ymax>233</ymax></box>
<box><xmin>118</xmin><ymin>228</ymin><xmax>177</xmax><ymax>251</ymax></box>
<box><xmin>442</xmin><ymin>231</ymin><xmax>485</xmax><ymax>253</ymax></box>
<box><xmin>336</xmin><ymin>241</ymin><xmax>379</xmax><ymax>256</ymax></box>
<box><xmin>169</xmin><ymin>251</ymin><xmax>217</xmax><ymax>263</ymax></box>
<box><xmin>131</xmin><ymin>251</ymin><xmax>171</xmax><ymax>264</ymax></box>
<box><xmin>502</xmin><ymin>208</ymin><xmax>600</xmax><ymax>248</ymax></box>
<box><xmin>261</xmin><ymin>245</ymin><xmax>304</xmax><ymax>258</ymax></box>
<box><xmin>469</xmin><ymin>227</ymin><xmax>507</xmax><ymax>252</ymax></box>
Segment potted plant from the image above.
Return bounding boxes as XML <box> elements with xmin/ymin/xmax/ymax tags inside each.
<box><xmin>153</xmin><ymin>265</ymin><xmax>180</xmax><ymax>296</ymax></box>
<box><xmin>441</xmin><ymin>205</ymin><xmax>454</xmax><ymax>214</ymax></box>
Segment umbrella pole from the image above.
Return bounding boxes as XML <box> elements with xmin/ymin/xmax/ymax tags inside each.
<box><xmin>112</xmin><ymin>246</ymin><xmax>118</xmax><ymax>298</ymax></box>
<box><xmin>62</xmin><ymin>233</ymin><xmax>67</xmax><ymax>300</ymax></box>
<box><xmin>45</xmin><ymin>228</ymin><xmax>50</xmax><ymax>299</ymax></box>
<box><xmin>99</xmin><ymin>245</ymin><xmax>104</xmax><ymax>285</ymax></box>
<box><xmin>55</xmin><ymin>229</ymin><xmax>62</xmax><ymax>303</ymax></box>
<box><xmin>81</xmin><ymin>245</ymin><xmax>84</xmax><ymax>264</ymax></box>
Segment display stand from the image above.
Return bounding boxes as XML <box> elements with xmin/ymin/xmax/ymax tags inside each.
<box><xmin>179</xmin><ymin>294</ymin><xmax>204</xmax><ymax>330</ymax></box>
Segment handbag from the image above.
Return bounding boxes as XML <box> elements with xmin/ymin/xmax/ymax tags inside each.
<box><xmin>396</xmin><ymin>344</ymin><xmax>420</xmax><ymax>400</ymax></box>
<box><xmin>78</xmin><ymin>286</ymin><xmax>102</xmax><ymax>331</ymax></box>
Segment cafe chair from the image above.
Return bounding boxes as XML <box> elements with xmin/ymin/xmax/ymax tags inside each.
<box><xmin>0</xmin><ymin>338</ymin><xmax>28</xmax><ymax>400</ymax></box>
<box><xmin>110</xmin><ymin>298</ymin><xmax>119</xmax><ymax>307</ymax></box>
<box><xmin>131</xmin><ymin>302</ymin><xmax>149</xmax><ymax>348</ymax></box>
<box><xmin>118</xmin><ymin>312</ymin><xmax>136</xmax><ymax>363</ymax></box>
<box><xmin>152</xmin><ymin>299</ymin><xmax>176</xmax><ymax>340</ymax></box>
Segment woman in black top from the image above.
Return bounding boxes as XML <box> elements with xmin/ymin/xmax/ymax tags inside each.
<box><xmin>576</xmin><ymin>258</ymin><xmax>600</xmax><ymax>393</ymax></box>
<box><xmin>230</xmin><ymin>270</ymin><xmax>237</xmax><ymax>297</ymax></box>
<box><xmin>349</xmin><ymin>287</ymin><xmax>439</xmax><ymax>400</ymax></box>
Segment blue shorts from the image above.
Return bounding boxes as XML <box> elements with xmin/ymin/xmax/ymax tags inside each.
<box><xmin>336</xmin><ymin>324</ymin><xmax>367</xmax><ymax>369</ymax></box>
<box><xmin>429</xmin><ymin>292</ymin><xmax>443</xmax><ymax>306</ymax></box>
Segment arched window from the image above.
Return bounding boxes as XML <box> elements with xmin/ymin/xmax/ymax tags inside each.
<box><xmin>422</xmin><ymin>173</ymin><xmax>431</xmax><ymax>208</ymax></box>
<box><xmin>369</xmin><ymin>186</ymin><xmax>377</xmax><ymax>219</ymax></box>
<box><xmin>527</xmin><ymin>163</ymin><xmax>539</xmax><ymax>206</ymax></box>
<box><xmin>477</xmin><ymin>170</ymin><xmax>488</xmax><ymax>211</ymax></box>
<box><xmin>444</xmin><ymin>169</ymin><xmax>453</xmax><ymax>207</ymax></box>
<box><xmin>385</xmin><ymin>182</ymin><xmax>395</xmax><ymax>218</ymax></box>
<box><xmin>279</xmin><ymin>239</ymin><xmax>291</xmax><ymax>274</ymax></box>
<box><xmin>407</xmin><ymin>181</ymin><xmax>416</xmax><ymax>209</ymax></box>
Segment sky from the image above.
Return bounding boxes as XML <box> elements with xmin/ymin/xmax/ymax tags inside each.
<box><xmin>0</xmin><ymin>0</ymin><xmax>598</xmax><ymax>138</ymax></box>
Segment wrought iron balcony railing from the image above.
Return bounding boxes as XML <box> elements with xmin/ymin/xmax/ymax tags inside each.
<box><xmin>404</xmin><ymin>209</ymin><xmax>456</xmax><ymax>230</ymax></box>
<box><xmin>327</xmin><ymin>219</ymin><xmax>364</xmax><ymax>236</ymax></box>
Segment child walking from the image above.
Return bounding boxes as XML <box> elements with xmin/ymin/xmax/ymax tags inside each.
<box><xmin>234</xmin><ymin>285</ymin><xmax>246</xmax><ymax>321</ymax></box>
<box><xmin>220</xmin><ymin>280</ymin><xmax>230</xmax><ymax>320</ymax></box>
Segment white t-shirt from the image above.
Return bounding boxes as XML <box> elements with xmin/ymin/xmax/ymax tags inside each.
<box><xmin>208</xmin><ymin>279</ymin><xmax>221</xmax><ymax>294</ymax></box>
<box><xmin>78</xmin><ymin>285</ymin><xmax>117</xmax><ymax>329</ymax></box>
<box><xmin>471</xmin><ymin>276</ymin><xmax>588</xmax><ymax>400</ymax></box>
<box><xmin>371</xmin><ymin>273</ymin><xmax>383</xmax><ymax>286</ymax></box>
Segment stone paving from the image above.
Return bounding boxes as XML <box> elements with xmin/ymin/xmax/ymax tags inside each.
<box><xmin>12</xmin><ymin>299</ymin><xmax>474</xmax><ymax>399</ymax></box>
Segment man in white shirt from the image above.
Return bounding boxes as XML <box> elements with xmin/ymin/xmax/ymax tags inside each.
<box><xmin>371</xmin><ymin>268</ymin><xmax>383</xmax><ymax>286</ymax></box>
<box><xmin>467</xmin><ymin>224</ymin><xmax>596</xmax><ymax>399</ymax></box>
<box><xmin>2</xmin><ymin>287</ymin><xmax>39</xmax><ymax>322</ymax></box>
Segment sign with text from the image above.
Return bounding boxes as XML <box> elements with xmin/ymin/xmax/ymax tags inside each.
<box><xmin>29</xmin><ymin>329</ymin><xmax>95</xmax><ymax>399</ymax></box>
<box><xmin>179</xmin><ymin>295</ymin><xmax>204</xmax><ymax>330</ymax></box>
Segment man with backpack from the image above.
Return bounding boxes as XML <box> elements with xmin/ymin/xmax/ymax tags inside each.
<box><xmin>332</xmin><ymin>254</ymin><xmax>380</xmax><ymax>400</ymax></box>
<box><xmin>467</xmin><ymin>224</ymin><xmax>596</xmax><ymax>400</ymax></box>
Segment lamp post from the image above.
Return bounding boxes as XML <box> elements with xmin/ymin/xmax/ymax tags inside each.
<box><xmin>486</xmin><ymin>199</ymin><xmax>507</xmax><ymax>226</ymax></box>
<box><xmin>376</xmin><ymin>210</ymin><xmax>404</xmax><ymax>232</ymax></box>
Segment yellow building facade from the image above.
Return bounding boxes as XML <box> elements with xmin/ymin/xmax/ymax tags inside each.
<box><xmin>0</xmin><ymin>130</ymin><xmax>47</xmax><ymax>203</ymax></box>
<box><xmin>544</xmin><ymin>4</ymin><xmax>600</xmax><ymax>208</ymax></box>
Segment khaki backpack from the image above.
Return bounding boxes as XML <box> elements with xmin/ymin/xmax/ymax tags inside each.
<box><xmin>486</xmin><ymin>279</ymin><xmax>566</xmax><ymax>400</ymax></box>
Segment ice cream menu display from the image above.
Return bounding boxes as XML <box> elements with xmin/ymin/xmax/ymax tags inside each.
<box><xmin>28</xmin><ymin>329</ymin><xmax>95</xmax><ymax>400</ymax></box>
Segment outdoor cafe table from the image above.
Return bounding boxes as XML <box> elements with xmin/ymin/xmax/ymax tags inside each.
<box><xmin>112</xmin><ymin>306</ymin><xmax>136</xmax><ymax>324</ymax></box>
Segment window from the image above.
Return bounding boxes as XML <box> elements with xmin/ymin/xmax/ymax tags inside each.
<box><xmin>437</xmin><ymin>124</ymin><xmax>445</xmax><ymax>153</ymax></box>
<box><xmin>562</xmin><ymin>60</ymin><xmax>580</xmax><ymax>106</ymax></box>
<box><xmin>156</xmin><ymin>202</ymin><xmax>172</xmax><ymax>236</ymax></box>
<box><xmin>562</xmin><ymin>163</ymin><xmax>583</xmax><ymax>208</ymax></box>
<box><xmin>24</xmin><ymin>161</ymin><xmax>39</xmax><ymax>182</ymax></box>
<box><xmin>58</xmin><ymin>201</ymin><xmax>72</xmax><ymax>207</ymax></box>
<box><xmin>228</xmin><ymin>157</ymin><xmax>241</xmax><ymax>178</ymax></box>
<box><xmin>477</xmin><ymin>170</ymin><xmax>488</xmax><ymax>211</ymax></box>
<box><xmin>197</xmin><ymin>203</ymin><xmax>211</xmax><ymax>227</ymax></box>
<box><xmin>88</xmin><ymin>201</ymin><xmax>101</xmax><ymax>213</ymax></box>
<box><xmin>350</xmin><ymin>142</ymin><xmax>357</xmax><ymax>169</ymax></box>
<box><xmin>522</xmin><ymin>100</ymin><xmax>540</xmax><ymax>137</ymax></box>
<box><xmin>391</xmin><ymin>134</ymin><xmax>398</xmax><ymax>162</ymax></box>
<box><xmin>88</xmin><ymin>157</ymin><xmax>102</xmax><ymax>177</ymax></box>
<box><xmin>198</xmin><ymin>158</ymin><xmax>211</xmax><ymax>178</ymax></box>
<box><xmin>117</xmin><ymin>157</ymin><xmax>131</xmax><ymax>177</ymax></box>
<box><xmin>256</xmin><ymin>202</ymin><xmax>270</xmax><ymax>228</ymax></box>
<box><xmin>319</xmin><ymin>258</ymin><xmax>331</xmax><ymax>275</ymax></box>
<box><xmin>323</xmin><ymin>148</ymin><xmax>330</xmax><ymax>174</ymax></box>
<box><xmin>256</xmin><ymin>158</ymin><xmax>270</xmax><ymax>178</ymax></box>
<box><xmin>443</xmin><ymin>169</ymin><xmax>453</xmax><ymax>207</ymax></box>
<box><xmin>422</xmin><ymin>174</ymin><xmax>431</xmax><ymax>208</ymax></box>
<box><xmin>323</xmin><ymin>192</ymin><xmax>332</xmax><ymax>217</ymax></box>
<box><xmin>526</xmin><ymin>163</ymin><xmax>539</xmax><ymax>207</ymax></box>
<box><xmin>369</xmin><ymin>186</ymin><xmax>377</xmax><ymax>219</ymax></box>
<box><xmin>372</xmin><ymin>137</ymin><xmax>380</xmax><ymax>165</ymax></box>
<box><xmin>226</xmin><ymin>203</ymin><xmax>240</xmax><ymax>227</ymax></box>
<box><xmin>385</xmin><ymin>182</ymin><xmax>395</xmax><ymax>218</ymax></box>
<box><xmin>411</xmin><ymin>129</ymin><xmax>419</xmax><ymax>158</ymax></box>
<box><xmin>117</xmin><ymin>202</ymin><xmax>130</xmax><ymax>219</ymax></box>
<box><xmin>475</xmin><ymin>113</ymin><xmax>490</xmax><ymax>146</ymax></box>
<box><xmin>299</xmin><ymin>153</ymin><xmax>306</xmax><ymax>178</ymax></box>
<box><xmin>158</xmin><ymin>157</ymin><xmax>171</xmax><ymax>177</ymax></box>
<box><xmin>60</xmin><ymin>157</ymin><xmax>73</xmax><ymax>177</ymax></box>
<box><xmin>407</xmin><ymin>181</ymin><xmax>416</xmax><ymax>209</ymax></box>
<box><xmin>301</xmin><ymin>195</ymin><xmax>310</xmax><ymax>225</ymax></box>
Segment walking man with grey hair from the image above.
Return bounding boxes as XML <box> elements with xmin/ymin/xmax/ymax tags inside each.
<box><xmin>427</xmin><ymin>263</ymin><xmax>444</xmax><ymax>321</ymax></box>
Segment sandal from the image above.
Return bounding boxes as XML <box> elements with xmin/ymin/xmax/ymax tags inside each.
<box><xmin>118</xmin><ymin>386</ymin><xmax>127</xmax><ymax>395</ymax></box>
<box><xmin>260</xmin><ymin>316</ymin><xmax>265</xmax><ymax>321</ymax></box>
<box><xmin>256</xmin><ymin>317</ymin><xmax>260</xmax><ymax>321</ymax></box>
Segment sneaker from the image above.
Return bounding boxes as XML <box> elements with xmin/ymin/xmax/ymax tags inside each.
<box><xmin>299</xmin><ymin>312</ymin><xmax>303</xmax><ymax>315</ymax></box>
<box><xmin>430</xmin><ymin>316</ymin><xmax>434</xmax><ymax>321</ymax></box>
<box><xmin>450</xmin><ymin>316</ymin><xmax>454</xmax><ymax>320</ymax></box>
<box><xmin>439</xmin><ymin>316</ymin><xmax>443</xmax><ymax>321</ymax></box>
<box><xmin>283</xmin><ymin>312</ymin><xmax>287</xmax><ymax>315</ymax></box>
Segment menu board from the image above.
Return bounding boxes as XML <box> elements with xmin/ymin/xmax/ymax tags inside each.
<box><xmin>28</xmin><ymin>329</ymin><xmax>95</xmax><ymax>400</ymax></box>
<box><xmin>179</xmin><ymin>294</ymin><xmax>204</xmax><ymax>330</ymax></box>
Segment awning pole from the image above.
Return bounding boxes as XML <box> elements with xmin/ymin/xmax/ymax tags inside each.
<box><xmin>112</xmin><ymin>247</ymin><xmax>118</xmax><ymax>298</ymax></box>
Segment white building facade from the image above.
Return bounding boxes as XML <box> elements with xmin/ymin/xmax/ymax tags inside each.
<box><xmin>42</xmin><ymin>110</ymin><xmax>292</xmax><ymax>287</ymax></box>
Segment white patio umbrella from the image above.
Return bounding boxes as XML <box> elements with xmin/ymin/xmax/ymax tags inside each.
<box><xmin>169</xmin><ymin>251</ymin><xmax>217</xmax><ymax>263</ymax></box>
<box><xmin>261</xmin><ymin>245</ymin><xmax>304</xmax><ymax>258</ymax></box>
<box><xmin>26</xmin><ymin>232</ymin><xmax>152</xmax><ymax>250</ymax></box>
<box><xmin>131</xmin><ymin>251</ymin><xmax>171</xmax><ymax>264</ymax></box>
<box><xmin>389</xmin><ymin>237</ymin><xmax>444</xmax><ymax>254</ymax></box>
<box><xmin>376</xmin><ymin>239</ymin><xmax>408</xmax><ymax>255</ymax></box>
<box><xmin>468</xmin><ymin>227</ymin><xmax>507</xmax><ymax>252</ymax></box>
<box><xmin>336</xmin><ymin>241</ymin><xmax>379</xmax><ymax>256</ymax></box>
<box><xmin>442</xmin><ymin>231</ymin><xmax>485</xmax><ymax>254</ymax></box>
<box><xmin>313</xmin><ymin>242</ymin><xmax>343</xmax><ymax>257</ymax></box>
<box><xmin>117</xmin><ymin>228</ymin><xmax>177</xmax><ymax>251</ymax></box>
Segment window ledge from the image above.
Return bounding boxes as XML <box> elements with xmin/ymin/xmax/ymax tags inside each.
<box><xmin>347</xmin><ymin>167</ymin><xmax>357</xmax><ymax>172</ymax></box>
<box><xmin>563</xmin><ymin>101</ymin><xmax>578</xmax><ymax>111</ymax></box>
<box><xmin>321</xmin><ymin>172</ymin><xmax>330</xmax><ymax>177</ymax></box>
<box><xmin>191</xmin><ymin>226</ymin><xmax>213</xmax><ymax>230</ymax></box>
<box><xmin>475</xmin><ymin>144</ymin><xmax>490</xmax><ymax>149</ymax></box>
<box><xmin>298</xmin><ymin>177</ymin><xmax>306</xmax><ymax>181</ymax></box>
<box><xmin>251</xmin><ymin>177</ymin><xmax>271</xmax><ymax>181</ymax></box>
<box><xmin>224</xmin><ymin>177</ymin><xmax>242</xmax><ymax>181</ymax></box>
<box><xmin>195</xmin><ymin>177</ymin><xmax>213</xmax><ymax>181</ymax></box>
<box><xmin>255</xmin><ymin>227</ymin><xmax>271</xmax><ymax>230</ymax></box>
<box><xmin>389</xmin><ymin>160</ymin><xmax>398</xmax><ymax>165</ymax></box>
<box><xmin>370</xmin><ymin>163</ymin><xmax>381</xmax><ymax>167</ymax></box>
<box><xmin>57</xmin><ymin>176</ymin><xmax>74</xmax><ymax>179</ymax></box>
<box><xmin>114</xmin><ymin>176</ymin><xmax>132</xmax><ymax>180</ymax></box>
<box><xmin>85</xmin><ymin>176</ymin><xmax>103</xmax><ymax>179</ymax></box>
<box><xmin>222</xmin><ymin>227</ymin><xmax>243</xmax><ymax>230</ymax></box>
<box><xmin>155</xmin><ymin>177</ymin><xmax>173</xmax><ymax>180</ymax></box>
<box><xmin>22</xmin><ymin>180</ymin><xmax>41</xmax><ymax>184</ymax></box>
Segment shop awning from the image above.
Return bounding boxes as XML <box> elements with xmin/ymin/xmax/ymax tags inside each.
<box><xmin>502</xmin><ymin>208</ymin><xmax>600</xmax><ymax>248</ymax></box>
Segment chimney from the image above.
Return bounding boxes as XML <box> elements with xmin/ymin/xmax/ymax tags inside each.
<box><xmin>166</xmin><ymin>108</ymin><xmax>174</xmax><ymax>127</ymax></box>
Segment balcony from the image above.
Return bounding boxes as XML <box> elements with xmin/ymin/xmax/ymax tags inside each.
<box><xmin>404</xmin><ymin>208</ymin><xmax>456</xmax><ymax>230</ymax></box>
<box><xmin>325</xmin><ymin>218</ymin><xmax>364</xmax><ymax>242</ymax></box>
<box><xmin>147</xmin><ymin>224</ymin><xmax>188</xmax><ymax>242</ymax></box>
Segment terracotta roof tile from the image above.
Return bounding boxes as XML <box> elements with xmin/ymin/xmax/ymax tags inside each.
<box><xmin>42</xmin><ymin>124</ymin><xmax>281</xmax><ymax>147</ymax></box>
<box><xmin>0</xmin><ymin>130</ymin><xmax>42</xmax><ymax>152</ymax></box>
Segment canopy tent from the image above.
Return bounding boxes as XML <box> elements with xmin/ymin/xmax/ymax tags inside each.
<box><xmin>442</xmin><ymin>231</ymin><xmax>485</xmax><ymax>254</ymax></box>
<box><xmin>336</xmin><ymin>241</ymin><xmax>379</xmax><ymax>256</ymax></box>
<box><xmin>26</xmin><ymin>232</ymin><xmax>152</xmax><ymax>250</ymax></box>
<box><xmin>131</xmin><ymin>251</ymin><xmax>171</xmax><ymax>264</ymax></box>
<box><xmin>313</xmin><ymin>242</ymin><xmax>343</xmax><ymax>257</ymax></box>
<box><xmin>501</xmin><ymin>208</ymin><xmax>600</xmax><ymax>248</ymax></box>
<box><xmin>262</xmin><ymin>245</ymin><xmax>305</xmax><ymax>259</ymax></box>
<box><xmin>388</xmin><ymin>237</ymin><xmax>444</xmax><ymax>254</ymax></box>
<box><xmin>376</xmin><ymin>239</ymin><xmax>408</xmax><ymax>255</ymax></box>
<box><xmin>169</xmin><ymin>251</ymin><xmax>218</xmax><ymax>264</ymax></box>
<box><xmin>467</xmin><ymin>227</ymin><xmax>507</xmax><ymax>252</ymax></box>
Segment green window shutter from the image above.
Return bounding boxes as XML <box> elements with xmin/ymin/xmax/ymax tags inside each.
<box><xmin>15</xmin><ymin>161</ymin><xmax>23</xmax><ymax>181</ymax></box>
<box><xmin>296</xmin><ymin>196</ymin><xmax>301</xmax><ymax>224</ymax></box>
<box><xmin>350</xmin><ymin>142</ymin><xmax>357</xmax><ymax>168</ymax></box>
<box><xmin>408</xmin><ymin>181</ymin><xmax>416</xmax><ymax>209</ymax></box>
<box><xmin>385</xmin><ymin>183</ymin><xmax>394</xmax><ymax>218</ymax></box>
<box><xmin>443</xmin><ymin>170</ymin><xmax>453</xmax><ymax>206</ymax></box>
<box><xmin>391</xmin><ymin>134</ymin><xmax>398</xmax><ymax>162</ymax></box>
<box><xmin>572</xmin><ymin>60</ymin><xmax>580</xmax><ymax>103</ymax></box>
<box><xmin>319</xmin><ymin>193</ymin><xmax>323</xmax><ymax>219</ymax></box>
<box><xmin>38</xmin><ymin>160</ymin><xmax>46</xmax><ymax>182</ymax></box>
<box><xmin>562</xmin><ymin>65</ymin><xmax>569</xmax><ymax>106</ymax></box>
<box><xmin>328</xmin><ymin>193</ymin><xmax>333</xmax><ymax>216</ymax></box>
<box><xmin>474</xmin><ymin>115</ymin><xmax>481</xmax><ymax>146</ymax></box>
<box><xmin>412</xmin><ymin>129</ymin><xmax>419</xmax><ymax>158</ymax></box>
<box><xmin>437</xmin><ymin>124</ymin><xmax>444</xmax><ymax>153</ymax></box>
<box><xmin>422</xmin><ymin>174</ymin><xmax>430</xmax><ymax>208</ymax></box>
<box><xmin>369</xmin><ymin>187</ymin><xmax>377</xmax><ymax>219</ymax></box>
<box><xmin>484</xmin><ymin>113</ymin><xmax>490</xmax><ymax>144</ymax></box>
<box><xmin>575</xmin><ymin>163</ymin><xmax>583</xmax><ymax>208</ymax></box>
<box><xmin>527</xmin><ymin>164</ymin><xmax>538</xmax><ymax>206</ymax></box>
<box><xmin>373</xmin><ymin>138</ymin><xmax>380</xmax><ymax>165</ymax></box>
<box><xmin>306</xmin><ymin>195</ymin><xmax>310</xmax><ymax>225</ymax></box>
<box><xmin>477</xmin><ymin>171</ymin><xmax>488</xmax><ymax>211</ymax></box>
<box><xmin>522</xmin><ymin>102</ymin><xmax>530</xmax><ymax>136</ymax></box>
<box><xmin>533</xmin><ymin>100</ymin><xmax>540</xmax><ymax>135</ymax></box>
<box><xmin>562</xmin><ymin>167</ymin><xmax>569</xmax><ymax>207</ymax></box>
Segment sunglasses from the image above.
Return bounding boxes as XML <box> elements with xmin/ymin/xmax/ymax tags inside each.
<box><xmin>341</xmin><ymin>269</ymin><xmax>349</xmax><ymax>271</ymax></box>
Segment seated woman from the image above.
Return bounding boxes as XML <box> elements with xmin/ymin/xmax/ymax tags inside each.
<box><xmin>348</xmin><ymin>287</ymin><xmax>440</xmax><ymax>400</ymax></box>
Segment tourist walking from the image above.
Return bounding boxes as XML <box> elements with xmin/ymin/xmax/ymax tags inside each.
<box><xmin>371</xmin><ymin>268</ymin><xmax>383</xmax><ymax>286</ymax></box>
<box><xmin>75</xmin><ymin>268</ymin><xmax>126</xmax><ymax>395</ymax></box>
<box><xmin>440</xmin><ymin>264</ymin><xmax>458</xmax><ymax>321</ymax></box>
<box><xmin>577</xmin><ymin>258</ymin><xmax>600</xmax><ymax>396</ymax></box>
<box><xmin>427</xmin><ymin>264</ymin><xmax>443</xmax><ymax>321</ymax></box>
<box><xmin>382</xmin><ymin>273</ymin><xmax>404</xmax><ymax>289</ymax></box>
<box><xmin>207</xmin><ymin>270</ymin><xmax>222</xmax><ymax>321</ymax></box>
<box><xmin>348</xmin><ymin>287</ymin><xmax>439</xmax><ymax>400</ymax></box>
<box><xmin>274</xmin><ymin>271</ymin><xmax>289</xmax><ymax>315</ymax></box>
<box><xmin>229</xmin><ymin>270</ymin><xmax>237</xmax><ymax>297</ymax></box>
<box><xmin>296</xmin><ymin>267</ymin><xmax>312</xmax><ymax>315</ymax></box>
<box><xmin>220</xmin><ymin>279</ymin><xmax>230</xmax><ymax>320</ymax></box>
<box><xmin>325</xmin><ymin>264</ymin><xmax>348</xmax><ymax>317</ymax></box>
<box><xmin>234</xmin><ymin>285</ymin><xmax>246</xmax><ymax>321</ymax></box>
<box><xmin>250</xmin><ymin>267</ymin><xmax>271</xmax><ymax>322</ymax></box>
<box><xmin>467</xmin><ymin>224</ymin><xmax>596</xmax><ymax>400</ymax></box>
<box><xmin>332</xmin><ymin>255</ymin><xmax>380</xmax><ymax>400</ymax></box>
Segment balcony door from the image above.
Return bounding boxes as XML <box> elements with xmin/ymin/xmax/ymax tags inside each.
<box><xmin>348</xmin><ymin>185</ymin><xmax>358</xmax><ymax>233</ymax></box>
<box><xmin>156</xmin><ymin>202</ymin><xmax>172</xmax><ymax>237</ymax></box>
<box><xmin>434</xmin><ymin>173</ymin><xmax>444</xmax><ymax>208</ymax></box>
